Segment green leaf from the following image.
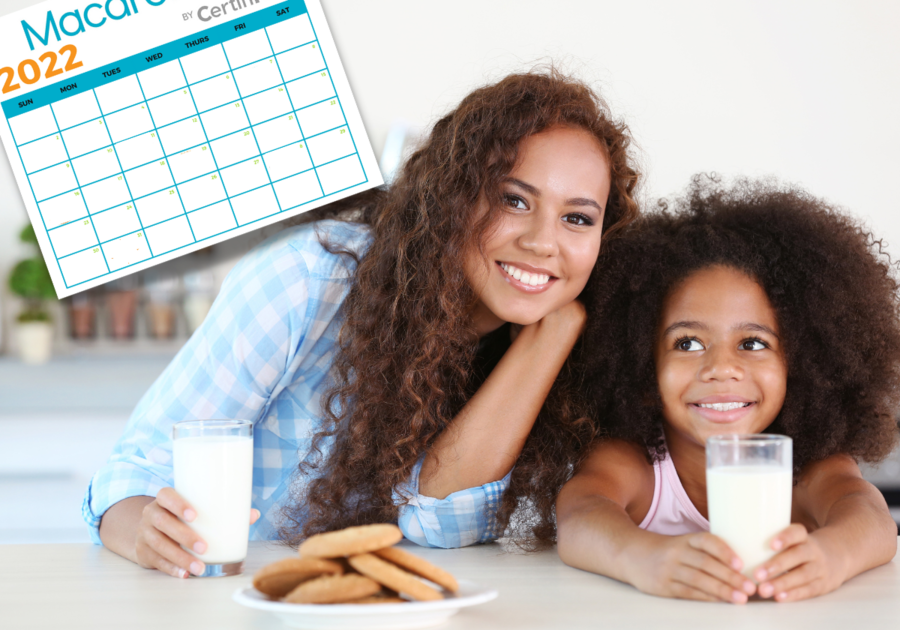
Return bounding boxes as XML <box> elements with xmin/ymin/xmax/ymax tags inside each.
<box><xmin>8</xmin><ymin>257</ymin><xmax>55</xmax><ymax>300</ymax></box>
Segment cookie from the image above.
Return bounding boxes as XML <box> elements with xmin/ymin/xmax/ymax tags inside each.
<box><xmin>252</xmin><ymin>558</ymin><xmax>344</xmax><ymax>598</ymax></box>
<box><xmin>283</xmin><ymin>574</ymin><xmax>382</xmax><ymax>604</ymax></box>
<box><xmin>348</xmin><ymin>553</ymin><xmax>443</xmax><ymax>601</ymax></box>
<box><xmin>374</xmin><ymin>546</ymin><xmax>459</xmax><ymax>593</ymax></box>
<box><xmin>298</xmin><ymin>524</ymin><xmax>403</xmax><ymax>558</ymax></box>
<box><xmin>347</xmin><ymin>594</ymin><xmax>408</xmax><ymax>604</ymax></box>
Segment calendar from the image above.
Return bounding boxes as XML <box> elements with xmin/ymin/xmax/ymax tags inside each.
<box><xmin>0</xmin><ymin>0</ymin><xmax>382</xmax><ymax>298</ymax></box>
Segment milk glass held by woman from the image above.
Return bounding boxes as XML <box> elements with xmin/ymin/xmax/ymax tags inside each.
<box><xmin>83</xmin><ymin>70</ymin><xmax>640</xmax><ymax>578</ymax></box>
<box><xmin>557</xmin><ymin>179</ymin><xmax>900</xmax><ymax>603</ymax></box>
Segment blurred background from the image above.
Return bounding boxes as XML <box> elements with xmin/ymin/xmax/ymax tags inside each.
<box><xmin>2</xmin><ymin>0</ymin><xmax>899</xmax><ymax>543</ymax></box>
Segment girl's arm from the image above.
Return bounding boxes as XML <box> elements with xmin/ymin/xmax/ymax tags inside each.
<box><xmin>418</xmin><ymin>300</ymin><xmax>585</xmax><ymax>499</ymax></box>
<box><xmin>556</xmin><ymin>440</ymin><xmax>755</xmax><ymax>604</ymax></box>
<box><xmin>754</xmin><ymin>454</ymin><xmax>897</xmax><ymax>602</ymax></box>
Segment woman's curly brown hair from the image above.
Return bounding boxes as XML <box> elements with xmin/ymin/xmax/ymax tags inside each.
<box><xmin>579</xmin><ymin>176</ymin><xmax>900</xmax><ymax>472</ymax></box>
<box><xmin>279</xmin><ymin>68</ymin><xmax>640</xmax><ymax>546</ymax></box>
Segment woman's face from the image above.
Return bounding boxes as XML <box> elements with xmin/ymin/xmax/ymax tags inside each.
<box><xmin>465</xmin><ymin>126</ymin><xmax>611</xmax><ymax>335</ymax></box>
<box><xmin>654</xmin><ymin>265</ymin><xmax>788</xmax><ymax>448</ymax></box>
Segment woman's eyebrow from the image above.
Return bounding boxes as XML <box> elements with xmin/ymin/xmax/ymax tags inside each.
<box><xmin>505</xmin><ymin>177</ymin><xmax>603</xmax><ymax>211</ymax></box>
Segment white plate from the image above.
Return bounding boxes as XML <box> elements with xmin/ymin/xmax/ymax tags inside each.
<box><xmin>232</xmin><ymin>579</ymin><xmax>498</xmax><ymax>629</ymax></box>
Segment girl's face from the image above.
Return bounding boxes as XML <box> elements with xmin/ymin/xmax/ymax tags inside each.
<box><xmin>655</xmin><ymin>265</ymin><xmax>787</xmax><ymax>447</ymax></box>
<box><xmin>464</xmin><ymin>126</ymin><xmax>611</xmax><ymax>336</ymax></box>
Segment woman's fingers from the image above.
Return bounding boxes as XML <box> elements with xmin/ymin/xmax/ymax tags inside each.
<box><xmin>155</xmin><ymin>487</ymin><xmax>197</xmax><ymax>523</ymax></box>
<box><xmin>137</xmin><ymin>545</ymin><xmax>189</xmax><ymax>579</ymax></box>
<box><xmin>140</xmin><ymin>522</ymin><xmax>206</xmax><ymax>576</ymax></box>
<box><xmin>147</xmin><ymin>501</ymin><xmax>207</xmax><ymax>553</ymax></box>
<box><xmin>250</xmin><ymin>508</ymin><xmax>260</xmax><ymax>525</ymax></box>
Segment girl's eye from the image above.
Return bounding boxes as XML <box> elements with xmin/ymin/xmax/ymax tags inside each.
<box><xmin>740</xmin><ymin>338</ymin><xmax>768</xmax><ymax>351</ymax></box>
<box><xmin>562</xmin><ymin>212</ymin><xmax>594</xmax><ymax>227</ymax></box>
<box><xmin>503</xmin><ymin>194</ymin><xmax>527</xmax><ymax>210</ymax></box>
<box><xmin>675</xmin><ymin>337</ymin><xmax>704</xmax><ymax>352</ymax></box>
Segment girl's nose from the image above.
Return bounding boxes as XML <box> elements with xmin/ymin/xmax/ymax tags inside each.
<box><xmin>699</xmin><ymin>346</ymin><xmax>744</xmax><ymax>381</ymax></box>
<box><xmin>517</xmin><ymin>210</ymin><xmax>558</xmax><ymax>257</ymax></box>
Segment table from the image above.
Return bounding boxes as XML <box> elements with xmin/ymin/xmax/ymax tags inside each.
<box><xmin>2</xmin><ymin>539</ymin><xmax>899</xmax><ymax>629</ymax></box>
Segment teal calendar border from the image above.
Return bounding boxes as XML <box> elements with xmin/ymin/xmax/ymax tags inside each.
<box><xmin>2</xmin><ymin>0</ymin><xmax>307</xmax><ymax>120</ymax></box>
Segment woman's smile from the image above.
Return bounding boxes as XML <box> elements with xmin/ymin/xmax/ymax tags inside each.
<box><xmin>497</xmin><ymin>261</ymin><xmax>557</xmax><ymax>292</ymax></box>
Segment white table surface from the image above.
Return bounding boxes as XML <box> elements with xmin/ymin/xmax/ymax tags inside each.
<box><xmin>2</xmin><ymin>539</ymin><xmax>899</xmax><ymax>629</ymax></box>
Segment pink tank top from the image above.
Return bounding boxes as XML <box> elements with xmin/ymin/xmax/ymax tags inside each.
<box><xmin>638</xmin><ymin>453</ymin><xmax>710</xmax><ymax>535</ymax></box>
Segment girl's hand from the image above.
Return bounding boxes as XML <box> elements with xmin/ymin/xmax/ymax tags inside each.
<box><xmin>755</xmin><ymin>524</ymin><xmax>846</xmax><ymax>602</ymax></box>
<box><xmin>631</xmin><ymin>533</ymin><xmax>757</xmax><ymax>604</ymax></box>
<box><xmin>135</xmin><ymin>487</ymin><xmax>260</xmax><ymax>579</ymax></box>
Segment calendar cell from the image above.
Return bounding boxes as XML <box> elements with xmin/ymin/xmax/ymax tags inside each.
<box><xmin>251</xmin><ymin>114</ymin><xmax>302</xmax><ymax>153</ymax></box>
<box><xmin>134</xmin><ymin>188</ymin><xmax>185</xmax><ymax>226</ymax></box>
<box><xmin>224</xmin><ymin>30</ymin><xmax>272</xmax><ymax>68</ymax></box>
<box><xmin>187</xmin><ymin>200</ymin><xmax>237</xmax><ymax>240</ymax></box>
<box><xmin>209</xmin><ymin>129</ymin><xmax>259</xmax><ymax>168</ymax></box>
<box><xmin>125</xmin><ymin>160</ymin><xmax>174</xmax><ymax>199</ymax></box>
<box><xmin>144</xmin><ymin>215</ymin><xmax>194</xmax><ymax>255</ymax></box>
<box><xmin>230</xmin><ymin>186</ymin><xmax>280</xmax><ymax>225</ymax></box>
<box><xmin>39</xmin><ymin>192</ymin><xmax>88</xmax><ymax>230</ymax></box>
<box><xmin>286</xmin><ymin>71</ymin><xmax>334</xmax><ymax>111</ymax></box>
<box><xmin>148</xmin><ymin>90</ymin><xmax>197</xmax><ymax>128</ymax></box>
<box><xmin>49</xmin><ymin>217</ymin><xmax>98</xmax><ymax>257</ymax></box>
<box><xmin>190</xmin><ymin>74</ymin><xmax>239</xmax><ymax>113</ymax></box>
<box><xmin>220</xmin><ymin>157</ymin><xmax>270</xmax><ymax>197</ymax></box>
<box><xmin>82</xmin><ymin>175</ymin><xmax>132</xmax><ymax>213</ymax></box>
<box><xmin>52</xmin><ymin>92</ymin><xmax>102</xmax><ymax>131</ymax></box>
<box><xmin>9</xmin><ymin>106</ymin><xmax>57</xmax><ymax>145</ymax></box>
<box><xmin>59</xmin><ymin>247</ymin><xmax>108</xmax><ymax>286</ymax></box>
<box><xmin>62</xmin><ymin>119</ymin><xmax>111</xmax><ymax>158</ymax></box>
<box><xmin>72</xmin><ymin>147</ymin><xmax>121</xmax><ymax>186</ymax></box>
<box><xmin>92</xmin><ymin>203</ymin><xmax>142</xmax><ymax>242</ymax></box>
<box><xmin>177</xmin><ymin>173</ymin><xmax>227</xmax><ymax>211</ymax></box>
<box><xmin>316</xmin><ymin>155</ymin><xmax>365</xmax><ymax>195</ymax></box>
<box><xmin>105</xmin><ymin>104</ymin><xmax>155</xmax><ymax>143</ymax></box>
<box><xmin>102</xmin><ymin>231</ymin><xmax>151</xmax><ymax>271</ymax></box>
<box><xmin>158</xmin><ymin>117</ymin><xmax>208</xmax><ymax>155</ymax></box>
<box><xmin>233</xmin><ymin>58</ymin><xmax>282</xmax><ymax>98</ymax></box>
<box><xmin>263</xmin><ymin>141</ymin><xmax>312</xmax><ymax>181</ymax></box>
<box><xmin>276</xmin><ymin>43</ymin><xmax>325</xmax><ymax>83</ymax></box>
<box><xmin>168</xmin><ymin>145</ymin><xmax>216</xmax><ymax>183</ymax></box>
<box><xmin>266</xmin><ymin>14</ymin><xmax>315</xmax><ymax>54</ymax></box>
<box><xmin>200</xmin><ymin>102</ymin><xmax>250</xmax><ymax>140</ymax></box>
<box><xmin>272</xmin><ymin>169</ymin><xmax>321</xmax><ymax>211</ymax></box>
<box><xmin>181</xmin><ymin>46</ymin><xmax>230</xmax><ymax>84</ymax></box>
<box><xmin>306</xmin><ymin>127</ymin><xmax>355</xmax><ymax>166</ymax></box>
<box><xmin>295</xmin><ymin>99</ymin><xmax>345</xmax><ymax>137</ymax></box>
<box><xmin>138</xmin><ymin>61</ymin><xmax>188</xmax><ymax>100</ymax></box>
<box><xmin>242</xmin><ymin>87</ymin><xmax>292</xmax><ymax>126</ymax></box>
<box><xmin>95</xmin><ymin>76</ymin><xmax>145</xmax><ymax>115</ymax></box>
<box><xmin>115</xmin><ymin>131</ymin><xmax>164</xmax><ymax>171</ymax></box>
<box><xmin>30</xmin><ymin>163</ymin><xmax>79</xmax><ymax>201</ymax></box>
<box><xmin>19</xmin><ymin>134</ymin><xmax>68</xmax><ymax>174</ymax></box>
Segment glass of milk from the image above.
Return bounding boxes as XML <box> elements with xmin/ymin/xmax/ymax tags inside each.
<box><xmin>706</xmin><ymin>434</ymin><xmax>792</xmax><ymax>579</ymax></box>
<box><xmin>172</xmin><ymin>420</ymin><xmax>254</xmax><ymax>577</ymax></box>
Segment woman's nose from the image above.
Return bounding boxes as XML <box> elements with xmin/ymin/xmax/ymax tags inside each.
<box><xmin>517</xmin><ymin>210</ymin><xmax>558</xmax><ymax>257</ymax></box>
<box><xmin>699</xmin><ymin>346</ymin><xmax>744</xmax><ymax>381</ymax></box>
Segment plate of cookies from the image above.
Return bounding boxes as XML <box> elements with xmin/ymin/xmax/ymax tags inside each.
<box><xmin>233</xmin><ymin>524</ymin><xmax>498</xmax><ymax>629</ymax></box>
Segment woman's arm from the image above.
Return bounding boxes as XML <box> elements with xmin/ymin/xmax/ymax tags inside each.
<box><xmin>418</xmin><ymin>300</ymin><xmax>585</xmax><ymax>499</ymax></box>
<box><xmin>754</xmin><ymin>454</ymin><xmax>897</xmax><ymax>602</ymax></box>
<box><xmin>556</xmin><ymin>440</ymin><xmax>754</xmax><ymax>603</ymax></box>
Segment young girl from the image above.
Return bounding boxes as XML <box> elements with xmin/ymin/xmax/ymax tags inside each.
<box><xmin>557</xmin><ymin>178</ymin><xmax>900</xmax><ymax>603</ymax></box>
<box><xmin>87</xmin><ymin>69</ymin><xmax>640</xmax><ymax>578</ymax></box>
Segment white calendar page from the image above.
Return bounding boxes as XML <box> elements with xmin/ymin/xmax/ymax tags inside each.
<box><xmin>0</xmin><ymin>0</ymin><xmax>382</xmax><ymax>298</ymax></box>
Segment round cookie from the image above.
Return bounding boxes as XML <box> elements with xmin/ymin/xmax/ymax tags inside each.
<box><xmin>283</xmin><ymin>574</ymin><xmax>382</xmax><ymax>604</ymax></box>
<box><xmin>252</xmin><ymin>557</ymin><xmax>343</xmax><ymax>598</ymax></box>
<box><xmin>299</xmin><ymin>524</ymin><xmax>403</xmax><ymax>558</ymax></box>
<box><xmin>374</xmin><ymin>546</ymin><xmax>459</xmax><ymax>593</ymax></box>
<box><xmin>348</xmin><ymin>553</ymin><xmax>443</xmax><ymax>601</ymax></box>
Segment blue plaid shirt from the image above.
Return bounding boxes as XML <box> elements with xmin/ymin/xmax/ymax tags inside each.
<box><xmin>82</xmin><ymin>220</ymin><xmax>510</xmax><ymax>548</ymax></box>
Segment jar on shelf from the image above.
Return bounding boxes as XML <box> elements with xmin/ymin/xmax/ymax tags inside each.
<box><xmin>68</xmin><ymin>292</ymin><xmax>96</xmax><ymax>339</ymax></box>
<box><xmin>145</xmin><ymin>273</ymin><xmax>180</xmax><ymax>339</ymax></box>
<box><xmin>106</xmin><ymin>276</ymin><xmax>139</xmax><ymax>339</ymax></box>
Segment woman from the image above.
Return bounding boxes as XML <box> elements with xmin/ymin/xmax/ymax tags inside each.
<box><xmin>85</xmin><ymin>69</ymin><xmax>640</xmax><ymax>578</ymax></box>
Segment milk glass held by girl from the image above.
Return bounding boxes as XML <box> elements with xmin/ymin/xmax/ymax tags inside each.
<box><xmin>557</xmin><ymin>178</ymin><xmax>900</xmax><ymax>603</ymax></box>
<box><xmin>85</xmin><ymin>70</ymin><xmax>641</xmax><ymax>579</ymax></box>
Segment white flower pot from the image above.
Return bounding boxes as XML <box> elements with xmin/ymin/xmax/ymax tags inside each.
<box><xmin>16</xmin><ymin>322</ymin><xmax>53</xmax><ymax>365</ymax></box>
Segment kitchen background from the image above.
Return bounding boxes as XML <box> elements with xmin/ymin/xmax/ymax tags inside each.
<box><xmin>2</xmin><ymin>0</ymin><xmax>899</xmax><ymax>543</ymax></box>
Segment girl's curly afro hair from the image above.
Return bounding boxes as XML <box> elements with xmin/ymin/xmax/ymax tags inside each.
<box><xmin>580</xmin><ymin>176</ymin><xmax>900</xmax><ymax>472</ymax></box>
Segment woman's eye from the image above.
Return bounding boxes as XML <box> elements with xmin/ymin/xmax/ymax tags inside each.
<box><xmin>562</xmin><ymin>212</ymin><xmax>594</xmax><ymax>227</ymax></box>
<box><xmin>503</xmin><ymin>194</ymin><xmax>527</xmax><ymax>210</ymax></box>
<box><xmin>741</xmin><ymin>338</ymin><xmax>768</xmax><ymax>351</ymax></box>
<box><xmin>675</xmin><ymin>338</ymin><xmax>703</xmax><ymax>352</ymax></box>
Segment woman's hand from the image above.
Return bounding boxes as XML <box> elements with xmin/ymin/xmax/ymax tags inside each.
<box><xmin>629</xmin><ymin>532</ymin><xmax>757</xmax><ymax>604</ymax></box>
<box><xmin>754</xmin><ymin>524</ymin><xmax>846</xmax><ymax>602</ymax></box>
<box><xmin>514</xmin><ymin>299</ymin><xmax>587</xmax><ymax>345</ymax></box>
<box><xmin>134</xmin><ymin>487</ymin><xmax>260</xmax><ymax>579</ymax></box>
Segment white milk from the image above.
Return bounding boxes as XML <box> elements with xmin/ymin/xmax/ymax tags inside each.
<box><xmin>173</xmin><ymin>435</ymin><xmax>254</xmax><ymax>564</ymax></box>
<box><xmin>706</xmin><ymin>465</ymin><xmax>792</xmax><ymax>578</ymax></box>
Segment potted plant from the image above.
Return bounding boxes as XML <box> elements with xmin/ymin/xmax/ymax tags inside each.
<box><xmin>8</xmin><ymin>225</ymin><xmax>56</xmax><ymax>364</ymax></box>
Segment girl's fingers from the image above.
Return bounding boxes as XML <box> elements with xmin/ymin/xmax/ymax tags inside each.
<box><xmin>688</xmin><ymin>533</ymin><xmax>743</xmax><ymax>572</ymax></box>
<box><xmin>673</xmin><ymin>565</ymin><xmax>747</xmax><ymax>604</ymax></box>
<box><xmin>155</xmin><ymin>487</ymin><xmax>198</xmax><ymax>523</ymax></box>
<box><xmin>755</xmin><ymin>542</ymin><xmax>812</xmax><ymax>583</ymax></box>
<box><xmin>772</xmin><ymin>580</ymin><xmax>821</xmax><ymax>603</ymax></box>
<box><xmin>758</xmin><ymin>562</ymin><xmax>818</xmax><ymax>600</ymax></box>
<box><xmin>142</xmin><ymin>524</ymin><xmax>206</xmax><ymax>576</ymax></box>
<box><xmin>668</xmin><ymin>580</ymin><xmax>719</xmax><ymax>602</ymax></box>
<box><xmin>682</xmin><ymin>548</ymin><xmax>755</xmax><ymax>594</ymax></box>
<box><xmin>147</xmin><ymin>502</ymin><xmax>206</xmax><ymax>553</ymax></box>
<box><xmin>769</xmin><ymin>523</ymin><xmax>808</xmax><ymax>552</ymax></box>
